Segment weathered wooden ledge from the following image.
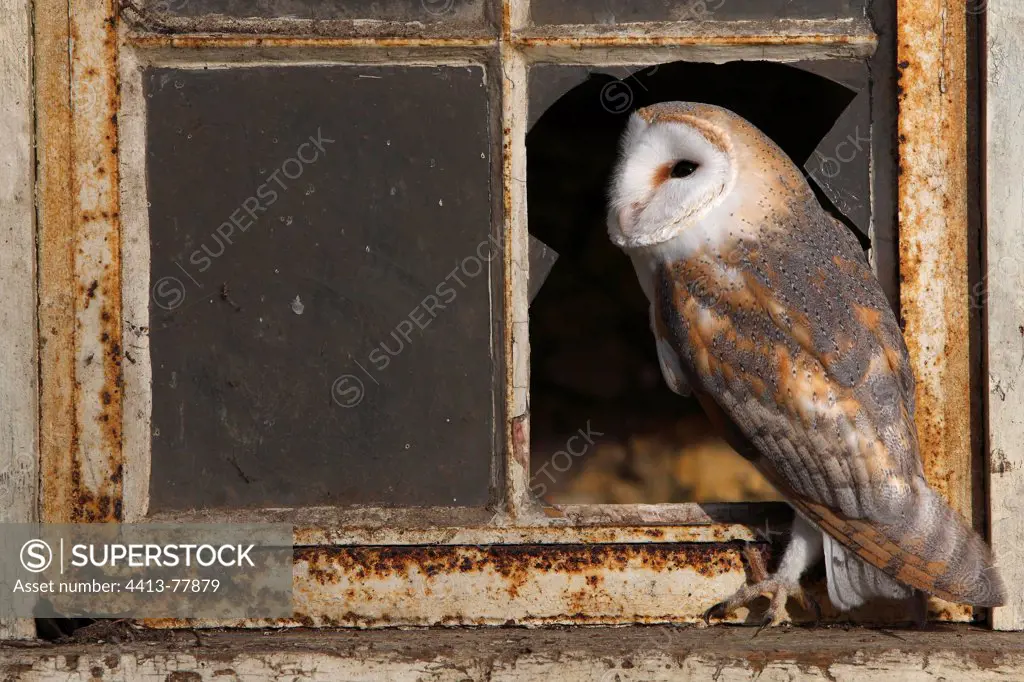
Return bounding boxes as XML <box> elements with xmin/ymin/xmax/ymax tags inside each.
<box><xmin>1</xmin><ymin>624</ymin><xmax>1022</xmax><ymax>680</ymax></box>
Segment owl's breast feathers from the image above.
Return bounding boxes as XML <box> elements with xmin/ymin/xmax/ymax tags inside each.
<box><xmin>655</xmin><ymin>202</ymin><xmax>1005</xmax><ymax>607</ymax></box>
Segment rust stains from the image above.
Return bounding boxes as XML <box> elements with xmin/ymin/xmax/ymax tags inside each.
<box><xmin>40</xmin><ymin>0</ymin><xmax>124</xmax><ymax>522</ymax></box>
<box><xmin>512</xmin><ymin>33</ymin><xmax>874</xmax><ymax>49</ymax></box>
<box><xmin>296</xmin><ymin>543</ymin><xmax>745</xmax><ymax>585</ymax></box>
<box><xmin>500</xmin><ymin>0</ymin><xmax>511</xmax><ymax>43</ymax></box>
<box><xmin>37</xmin><ymin>0</ymin><xmax>77</xmax><ymax>524</ymax></box>
<box><xmin>126</xmin><ymin>35</ymin><xmax>495</xmax><ymax>49</ymax></box>
<box><xmin>895</xmin><ymin>0</ymin><xmax>972</xmax><ymax>531</ymax></box>
<box><xmin>288</xmin><ymin>519</ymin><xmax>764</xmax><ymax>547</ymax></box>
<box><xmin>281</xmin><ymin>542</ymin><xmax>752</xmax><ymax>627</ymax></box>
<box><xmin>511</xmin><ymin>412</ymin><xmax>528</xmax><ymax>471</ymax></box>
<box><xmin>123</xmin><ymin>32</ymin><xmax>873</xmax><ymax>52</ymax></box>
<box><xmin>85</xmin><ymin>0</ymin><xmax>125</xmax><ymax>522</ymax></box>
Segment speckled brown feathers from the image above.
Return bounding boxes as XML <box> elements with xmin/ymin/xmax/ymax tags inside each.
<box><xmin>610</xmin><ymin>102</ymin><xmax>1005</xmax><ymax>612</ymax></box>
<box><xmin>653</xmin><ymin>182</ymin><xmax>1006</xmax><ymax>607</ymax></box>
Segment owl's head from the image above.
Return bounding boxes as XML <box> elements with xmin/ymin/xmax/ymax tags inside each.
<box><xmin>607</xmin><ymin>102</ymin><xmax>736</xmax><ymax>249</ymax></box>
<box><xmin>608</xmin><ymin>102</ymin><xmax>804</xmax><ymax>251</ymax></box>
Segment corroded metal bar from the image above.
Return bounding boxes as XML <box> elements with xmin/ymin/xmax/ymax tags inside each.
<box><xmin>896</xmin><ymin>1</ymin><xmax>971</xmax><ymax>522</ymax></box>
<box><xmin>38</xmin><ymin>0</ymin><xmax>124</xmax><ymax>523</ymax></box>
<box><xmin>896</xmin><ymin>0</ymin><xmax>972</xmax><ymax>622</ymax></box>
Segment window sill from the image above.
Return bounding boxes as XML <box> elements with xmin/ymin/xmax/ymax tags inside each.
<box><xmin>2</xmin><ymin>624</ymin><xmax>1021</xmax><ymax>680</ymax></box>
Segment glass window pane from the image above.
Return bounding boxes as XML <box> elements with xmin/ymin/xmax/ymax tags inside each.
<box><xmin>145</xmin><ymin>65</ymin><xmax>497</xmax><ymax>511</ymax></box>
<box><xmin>530</xmin><ymin>0</ymin><xmax>867</xmax><ymax>25</ymax></box>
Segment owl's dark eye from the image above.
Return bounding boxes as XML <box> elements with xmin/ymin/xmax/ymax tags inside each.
<box><xmin>670</xmin><ymin>160</ymin><xmax>699</xmax><ymax>178</ymax></box>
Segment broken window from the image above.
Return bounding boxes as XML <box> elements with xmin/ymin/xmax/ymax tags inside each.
<box><xmin>527</xmin><ymin>55</ymin><xmax>896</xmax><ymax>504</ymax></box>
<box><xmin>36</xmin><ymin>0</ymin><xmax>992</xmax><ymax>629</ymax></box>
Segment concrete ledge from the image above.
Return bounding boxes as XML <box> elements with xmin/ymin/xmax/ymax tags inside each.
<box><xmin>1</xmin><ymin>625</ymin><xmax>1023</xmax><ymax>680</ymax></box>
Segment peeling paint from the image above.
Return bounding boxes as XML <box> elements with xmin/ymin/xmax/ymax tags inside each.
<box><xmin>119</xmin><ymin>0</ymin><xmax>495</xmax><ymax>40</ymax></box>
<box><xmin>39</xmin><ymin>0</ymin><xmax>125</xmax><ymax>523</ymax></box>
<box><xmin>985</xmin><ymin>0</ymin><xmax>1024</xmax><ymax>630</ymax></box>
<box><xmin>126</xmin><ymin>35</ymin><xmax>497</xmax><ymax>49</ymax></box>
<box><xmin>147</xmin><ymin>543</ymin><xmax>754</xmax><ymax>629</ymax></box>
<box><xmin>896</xmin><ymin>0</ymin><xmax>973</xmax><ymax>622</ymax></box>
<box><xmin>67</xmin><ymin>0</ymin><xmax>125</xmax><ymax>522</ymax></box>
<box><xmin>4</xmin><ymin>628</ymin><xmax>1024</xmax><ymax>681</ymax></box>
<box><xmin>35</xmin><ymin>0</ymin><xmax>977</xmax><ymax>633</ymax></box>
<box><xmin>513</xmin><ymin>22</ymin><xmax>876</xmax><ymax>49</ymax></box>
<box><xmin>896</xmin><ymin>0</ymin><xmax>971</xmax><ymax>523</ymax></box>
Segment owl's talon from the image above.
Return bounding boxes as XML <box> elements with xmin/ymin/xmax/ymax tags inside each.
<box><xmin>753</xmin><ymin>612</ymin><xmax>780</xmax><ymax>637</ymax></box>
<box><xmin>702</xmin><ymin>601</ymin><xmax>729</xmax><ymax>625</ymax></box>
<box><xmin>704</xmin><ymin>577</ymin><xmax>803</xmax><ymax>628</ymax></box>
<box><xmin>763</xmin><ymin>592</ymin><xmax>794</xmax><ymax>629</ymax></box>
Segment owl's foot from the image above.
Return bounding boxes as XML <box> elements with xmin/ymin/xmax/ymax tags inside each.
<box><xmin>703</xmin><ymin>577</ymin><xmax>820</xmax><ymax>630</ymax></box>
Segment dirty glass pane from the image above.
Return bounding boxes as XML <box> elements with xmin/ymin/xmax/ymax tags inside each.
<box><xmin>134</xmin><ymin>0</ymin><xmax>494</xmax><ymax>33</ymax></box>
<box><xmin>530</xmin><ymin>0</ymin><xmax>866</xmax><ymax>25</ymax></box>
<box><xmin>526</xmin><ymin>61</ymin><xmax>875</xmax><ymax>504</ymax></box>
<box><xmin>145</xmin><ymin>65</ymin><xmax>496</xmax><ymax>511</ymax></box>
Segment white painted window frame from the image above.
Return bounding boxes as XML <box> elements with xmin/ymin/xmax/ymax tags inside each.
<box><xmin>0</xmin><ymin>0</ymin><xmax>39</xmax><ymax>641</ymax></box>
<box><xmin>16</xmin><ymin>0</ymin><xmax>1010</xmax><ymax>633</ymax></box>
<box><xmin>985</xmin><ymin>0</ymin><xmax>1024</xmax><ymax>632</ymax></box>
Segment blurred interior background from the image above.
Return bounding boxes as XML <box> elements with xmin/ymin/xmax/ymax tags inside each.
<box><xmin>526</xmin><ymin>61</ymin><xmax>864</xmax><ymax>504</ymax></box>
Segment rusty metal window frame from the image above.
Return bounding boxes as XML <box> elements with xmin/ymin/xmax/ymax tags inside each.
<box><xmin>32</xmin><ymin>0</ymin><xmax>983</xmax><ymax>626</ymax></box>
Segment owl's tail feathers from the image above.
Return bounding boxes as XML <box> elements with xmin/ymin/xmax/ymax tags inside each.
<box><xmin>799</xmin><ymin>477</ymin><xmax>1006</xmax><ymax>609</ymax></box>
<box><xmin>823</xmin><ymin>534</ymin><xmax>912</xmax><ymax>611</ymax></box>
<box><xmin>894</xmin><ymin>479</ymin><xmax>1008</xmax><ymax>608</ymax></box>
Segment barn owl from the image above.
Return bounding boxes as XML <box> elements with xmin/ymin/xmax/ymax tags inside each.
<box><xmin>608</xmin><ymin>101</ymin><xmax>1006</xmax><ymax>625</ymax></box>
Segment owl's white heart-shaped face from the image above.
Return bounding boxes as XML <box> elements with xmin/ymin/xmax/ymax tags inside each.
<box><xmin>607</xmin><ymin>103</ymin><xmax>736</xmax><ymax>250</ymax></box>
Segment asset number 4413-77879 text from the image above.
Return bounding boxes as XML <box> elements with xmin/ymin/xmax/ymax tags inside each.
<box><xmin>124</xmin><ymin>579</ymin><xmax>221</xmax><ymax>592</ymax></box>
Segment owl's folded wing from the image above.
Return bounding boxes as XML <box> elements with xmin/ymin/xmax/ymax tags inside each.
<box><xmin>655</xmin><ymin>213</ymin><xmax>1004</xmax><ymax>607</ymax></box>
<box><xmin>649</xmin><ymin>304</ymin><xmax>691</xmax><ymax>396</ymax></box>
